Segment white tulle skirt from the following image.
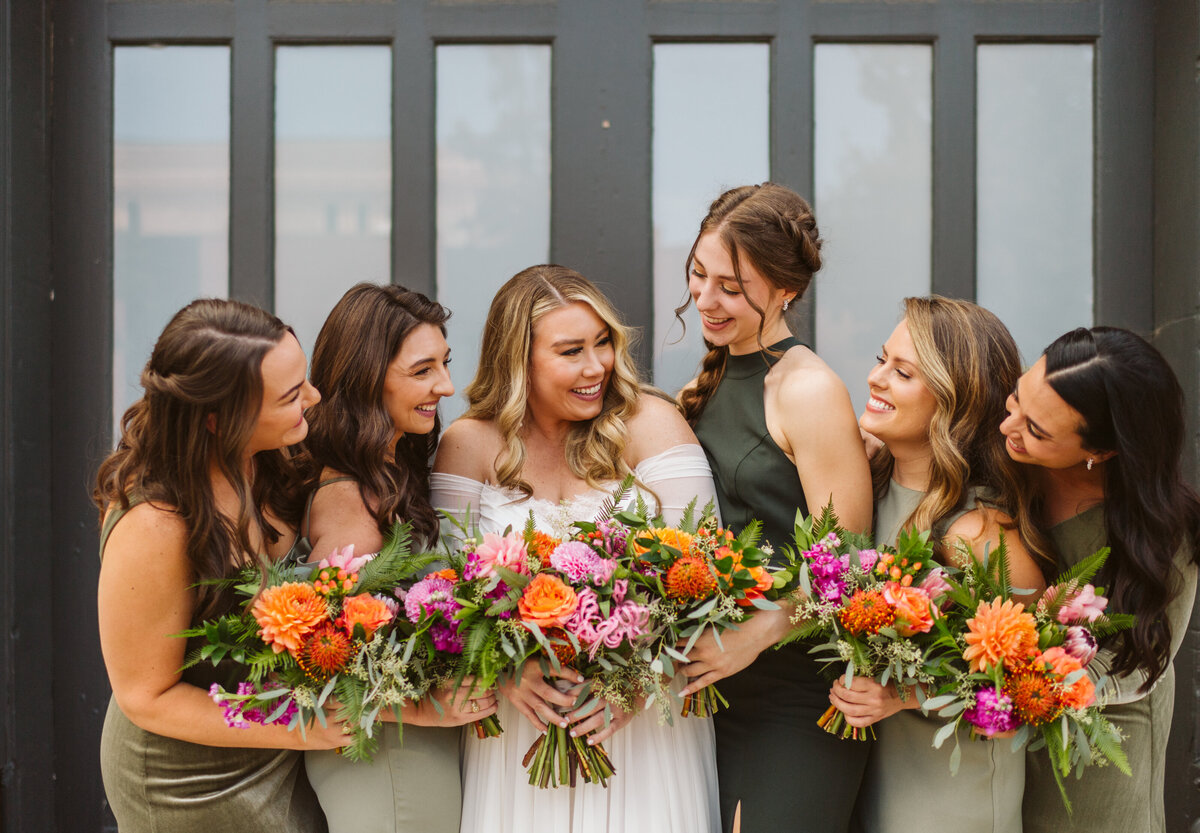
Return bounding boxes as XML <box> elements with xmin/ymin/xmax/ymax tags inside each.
<box><xmin>459</xmin><ymin>682</ymin><xmax>720</xmax><ymax>833</ymax></box>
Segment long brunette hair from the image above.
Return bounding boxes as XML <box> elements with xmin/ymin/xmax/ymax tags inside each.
<box><xmin>302</xmin><ymin>283</ymin><xmax>449</xmax><ymax>546</ymax></box>
<box><xmin>94</xmin><ymin>299</ymin><xmax>302</xmax><ymax>621</ymax></box>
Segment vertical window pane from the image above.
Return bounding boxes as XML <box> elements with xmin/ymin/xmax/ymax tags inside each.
<box><xmin>437</xmin><ymin>45</ymin><xmax>551</xmax><ymax>422</ymax></box>
<box><xmin>977</xmin><ymin>44</ymin><xmax>1094</xmax><ymax>362</ymax></box>
<box><xmin>275</xmin><ymin>46</ymin><xmax>392</xmax><ymax>355</ymax></box>
<box><xmin>814</xmin><ymin>44</ymin><xmax>932</xmax><ymax>414</ymax></box>
<box><xmin>113</xmin><ymin>46</ymin><xmax>230</xmax><ymax>438</ymax></box>
<box><xmin>652</xmin><ymin>43</ymin><xmax>770</xmax><ymax>394</ymax></box>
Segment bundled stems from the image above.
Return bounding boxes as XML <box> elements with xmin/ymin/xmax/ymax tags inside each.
<box><xmin>681</xmin><ymin>684</ymin><xmax>729</xmax><ymax>719</ymax></box>
<box><xmin>472</xmin><ymin>715</ymin><xmax>503</xmax><ymax>739</ymax></box>
<box><xmin>522</xmin><ymin>724</ymin><xmax>616</xmax><ymax>788</ymax></box>
<box><xmin>817</xmin><ymin>705</ymin><xmax>876</xmax><ymax>741</ymax></box>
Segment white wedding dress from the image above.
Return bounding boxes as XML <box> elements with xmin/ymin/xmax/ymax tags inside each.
<box><xmin>431</xmin><ymin>444</ymin><xmax>721</xmax><ymax>833</ymax></box>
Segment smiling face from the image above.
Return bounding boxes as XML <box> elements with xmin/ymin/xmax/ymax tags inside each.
<box><xmin>247</xmin><ymin>333</ymin><xmax>321</xmax><ymax>454</ymax></box>
<box><xmin>859</xmin><ymin>319</ymin><xmax>938</xmax><ymax>449</ymax></box>
<box><xmin>687</xmin><ymin>231</ymin><xmax>794</xmax><ymax>356</ymax></box>
<box><xmin>526</xmin><ymin>301</ymin><xmax>615</xmax><ymax>425</ymax></box>
<box><xmin>999</xmin><ymin>356</ymin><xmax>1094</xmax><ymax>469</ymax></box>
<box><xmin>382</xmin><ymin>322</ymin><xmax>454</xmax><ymax>442</ymax></box>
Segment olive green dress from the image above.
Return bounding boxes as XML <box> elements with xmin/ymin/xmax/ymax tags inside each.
<box><xmin>300</xmin><ymin>477</ymin><xmax>463</xmax><ymax>833</ymax></box>
<box><xmin>694</xmin><ymin>337</ymin><xmax>871</xmax><ymax>833</ymax></box>
<box><xmin>98</xmin><ymin>501</ymin><xmax>328</xmax><ymax>833</ymax></box>
<box><xmin>852</xmin><ymin>481</ymin><xmax>1025</xmax><ymax>833</ymax></box>
<box><xmin>1022</xmin><ymin>505</ymin><xmax>1197</xmax><ymax>833</ymax></box>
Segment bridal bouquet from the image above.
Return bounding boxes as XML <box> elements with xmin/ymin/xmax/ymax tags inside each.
<box><xmin>785</xmin><ymin>507</ymin><xmax>952</xmax><ymax>740</ymax></box>
<box><xmin>919</xmin><ymin>544</ymin><xmax>1132</xmax><ymax>810</ymax></box>
<box><xmin>184</xmin><ymin>522</ymin><xmax>442</xmax><ymax>760</ymax></box>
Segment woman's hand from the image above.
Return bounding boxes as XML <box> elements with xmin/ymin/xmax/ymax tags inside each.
<box><xmin>828</xmin><ymin>676</ymin><xmax>919</xmax><ymax>728</ymax></box>
<box><xmin>500</xmin><ymin>660</ymin><xmax>584</xmax><ymax>733</ymax></box>
<box><xmin>294</xmin><ymin>718</ymin><xmax>356</xmax><ymax>751</ymax></box>
<box><xmin>568</xmin><ymin>694</ymin><xmax>641</xmax><ymax>745</ymax></box>
<box><xmin>678</xmin><ymin>607</ymin><xmax>792</xmax><ymax>696</ymax></box>
<box><xmin>406</xmin><ymin>679</ymin><xmax>498</xmax><ymax>728</ymax></box>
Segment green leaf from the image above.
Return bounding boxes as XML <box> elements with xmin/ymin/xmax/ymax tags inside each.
<box><xmin>932</xmin><ymin>720</ymin><xmax>957</xmax><ymax>750</ymax></box>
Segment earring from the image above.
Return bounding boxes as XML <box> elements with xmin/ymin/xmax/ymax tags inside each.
<box><xmin>1086</xmin><ymin>458</ymin><xmax>1094</xmax><ymax>471</ymax></box>
<box><xmin>782</xmin><ymin>298</ymin><xmax>790</xmax><ymax>312</ymax></box>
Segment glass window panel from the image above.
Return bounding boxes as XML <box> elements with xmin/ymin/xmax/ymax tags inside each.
<box><xmin>113</xmin><ymin>45</ymin><xmax>230</xmax><ymax>439</ymax></box>
<box><xmin>977</xmin><ymin>44</ymin><xmax>1094</xmax><ymax>363</ymax></box>
<box><xmin>652</xmin><ymin>43</ymin><xmax>770</xmax><ymax>394</ymax></box>
<box><xmin>275</xmin><ymin>45</ymin><xmax>392</xmax><ymax>356</ymax></box>
<box><xmin>437</xmin><ymin>45</ymin><xmax>551</xmax><ymax>422</ymax></box>
<box><xmin>814</xmin><ymin>44</ymin><xmax>932</xmax><ymax>415</ymax></box>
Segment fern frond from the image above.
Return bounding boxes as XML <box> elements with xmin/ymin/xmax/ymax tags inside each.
<box><xmin>595</xmin><ymin>474</ymin><xmax>635</xmax><ymax>523</ymax></box>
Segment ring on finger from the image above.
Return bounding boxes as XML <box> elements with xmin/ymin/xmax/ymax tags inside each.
<box><xmin>471</xmin><ymin>699</ymin><xmax>479</xmax><ymax>713</ymax></box>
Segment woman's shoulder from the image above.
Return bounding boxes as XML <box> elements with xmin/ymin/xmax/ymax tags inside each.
<box><xmin>769</xmin><ymin>345</ymin><xmax>850</xmax><ymax>401</ymax></box>
<box><xmin>101</xmin><ymin>499</ymin><xmax>189</xmax><ymax>563</ymax></box>
<box><xmin>435</xmin><ymin>417</ymin><xmax>503</xmax><ymax>480</ymax></box>
<box><xmin>625</xmin><ymin>394</ymin><xmax>697</xmax><ymax>462</ymax></box>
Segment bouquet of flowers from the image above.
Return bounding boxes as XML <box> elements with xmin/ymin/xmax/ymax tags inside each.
<box><xmin>183</xmin><ymin>522</ymin><xmax>443</xmax><ymax>760</ymax></box>
<box><xmin>621</xmin><ymin>502</ymin><xmax>781</xmax><ymax>719</ymax></box>
<box><xmin>920</xmin><ymin>543</ymin><xmax>1132</xmax><ymax>810</ymax></box>
<box><xmin>785</xmin><ymin>506</ymin><xmax>952</xmax><ymax>740</ymax></box>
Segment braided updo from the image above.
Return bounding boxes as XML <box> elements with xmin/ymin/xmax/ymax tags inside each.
<box><xmin>676</xmin><ymin>183</ymin><xmax>823</xmax><ymax>424</ymax></box>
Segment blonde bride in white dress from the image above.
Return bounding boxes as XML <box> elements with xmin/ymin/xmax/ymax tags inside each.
<box><xmin>431</xmin><ymin>265</ymin><xmax>720</xmax><ymax>833</ymax></box>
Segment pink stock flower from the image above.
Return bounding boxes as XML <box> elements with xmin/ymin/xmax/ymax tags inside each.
<box><xmin>1056</xmin><ymin>584</ymin><xmax>1109</xmax><ymax>624</ymax></box>
<box><xmin>318</xmin><ymin>544</ymin><xmax>374</xmax><ymax>576</ymax></box>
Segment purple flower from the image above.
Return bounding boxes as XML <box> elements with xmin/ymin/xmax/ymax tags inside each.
<box><xmin>591</xmin><ymin>519</ymin><xmax>630</xmax><ymax>558</ymax></box>
<box><xmin>963</xmin><ymin>685</ymin><xmax>1020</xmax><ymax>737</ymax></box>
<box><xmin>405</xmin><ymin>576</ymin><xmax>464</xmax><ymax>652</ymax></box>
<box><xmin>807</xmin><ymin>551</ymin><xmax>847</xmax><ymax>602</ymax></box>
<box><xmin>1062</xmin><ymin>625</ymin><xmax>1098</xmax><ymax>665</ymax></box>
<box><xmin>550</xmin><ymin>541</ymin><xmax>615</xmax><ymax>585</ymax></box>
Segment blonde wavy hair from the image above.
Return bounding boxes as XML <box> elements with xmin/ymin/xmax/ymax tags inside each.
<box><xmin>871</xmin><ymin>296</ymin><xmax>1052</xmax><ymax>565</ymax></box>
<box><xmin>463</xmin><ymin>265</ymin><xmax>644</xmax><ymax>496</ymax></box>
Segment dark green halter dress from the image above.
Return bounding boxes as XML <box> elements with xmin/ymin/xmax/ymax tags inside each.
<box><xmin>693</xmin><ymin>338</ymin><xmax>870</xmax><ymax>833</ymax></box>
<box><xmin>98</xmin><ymin>499</ymin><xmax>327</xmax><ymax>833</ymax></box>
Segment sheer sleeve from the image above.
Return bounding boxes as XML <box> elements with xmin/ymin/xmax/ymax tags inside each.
<box><xmin>633</xmin><ymin>444</ymin><xmax>720</xmax><ymax>527</ymax></box>
<box><xmin>430</xmin><ymin>471</ymin><xmax>484</xmax><ymax>548</ymax></box>
<box><xmin>1090</xmin><ymin>549</ymin><xmax>1197</xmax><ymax>705</ymax></box>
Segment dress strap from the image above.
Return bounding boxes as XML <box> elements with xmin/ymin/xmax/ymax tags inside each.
<box><xmin>98</xmin><ymin>495</ymin><xmax>147</xmax><ymax>561</ymax></box>
<box><xmin>300</xmin><ymin>476</ymin><xmax>359</xmax><ymax>542</ymax></box>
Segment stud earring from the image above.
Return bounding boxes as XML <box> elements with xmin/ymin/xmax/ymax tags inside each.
<box><xmin>782</xmin><ymin>298</ymin><xmax>790</xmax><ymax>312</ymax></box>
<box><xmin>1086</xmin><ymin>458</ymin><xmax>1094</xmax><ymax>471</ymax></box>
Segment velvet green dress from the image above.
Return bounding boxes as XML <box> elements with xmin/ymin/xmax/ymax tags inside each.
<box><xmin>1021</xmin><ymin>505</ymin><xmax>1197</xmax><ymax>833</ymax></box>
<box><xmin>852</xmin><ymin>481</ymin><xmax>1025</xmax><ymax>833</ymax></box>
<box><xmin>98</xmin><ymin>501</ymin><xmax>328</xmax><ymax>833</ymax></box>
<box><xmin>694</xmin><ymin>338</ymin><xmax>870</xmax><ymax>833</ymax></box>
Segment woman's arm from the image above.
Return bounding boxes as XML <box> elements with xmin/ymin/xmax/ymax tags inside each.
<box><xmin>97</xmin><ymin>503</ymin><xmax>349</xmax><ymax>750</ymax></box>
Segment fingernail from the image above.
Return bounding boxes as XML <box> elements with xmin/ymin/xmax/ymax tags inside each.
<box><xmin>560</xmin><ymin>720</ymin><xmax>568</xmax><ymax>728</ymax></box>
<box><xmin>569</xmin><ymin>730</ymin><xmax>577</xmax><ymax>737</ymax></box>
<box><xmin>587</xmin><ymin>738</ymin><xmax>595</xmax><ymax>746</ymax></box>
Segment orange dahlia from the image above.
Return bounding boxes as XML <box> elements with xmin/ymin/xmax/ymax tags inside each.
<box><xmin>298</xmin><ymin>621</ymin><xmax>353</xmax><ymax>677</ymax></box>
<box><xmin>252</xmin><ymin>582</ymin><xmax>329</xmax><ymax>655</ymax></box>
<box><xmin>337</xmin><ymin>593</ymin><xmax>394</xmax><ymax>639</ymax></box>
<box><xmin>665</xmin><ymin>555</ymin><xmax>719</xmax><ymax>601</ymax></box>
<box><xmin>1004</xmin><ymin>668</ymin><xmax>1063</xmax><ymax>725</ymax></box>
<box><xmin>1038</xmin><ymin>646</ymin><xmax>1096</xmax><ymax>710</ymax></box>
<box><xmin>432</xmin><ymin>567</ymin><xmax>459</xmax><ymax>582</ymax></box>
<box><xmin>962</xmin><ymin>597</ymin><xmax>1039</xmax><ymax>673</ymax></box>
<box><xmin>839</xmin><ymin>589</ymin><xmax>895</xmax><ymax>635</ymax></box>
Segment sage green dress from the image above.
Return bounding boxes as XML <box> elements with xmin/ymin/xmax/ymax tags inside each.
<box><xmin>1022</xmin><ymin>505</ymin><xmax>1197</xmax><ymax>833</ymax></box>
<box><xmin>853</xmin><ymin>481</ymin><xmax>1026</xmax><ymax>833</ymax></box>
<box><xmin>98</xmin><ymin>501</ymin><xmax>328</xmax><ymax>833</ymax></box>
<box><xmin>694</xmin><ymin>337</ymin><xmax>870</xmax><ymax>833</ymax></box>
<box><xmin>300</xmin><ymin>477</ymin><xmax>463</xmax><ymax>833</ymax></box>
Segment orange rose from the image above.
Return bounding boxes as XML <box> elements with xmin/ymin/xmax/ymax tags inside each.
<box><xmin>737</xmin><ymin>564</ymin><xmax>774</xmax><ymax>608</ymax></box>
<box><xmin>963</xmin><ymin>597</ymin><xmax>1039</xmax><ymax>673</ymax></box>
<box><xmin>1039</xmin><ymin>646</ymin><xmax>1096</xmax><ymax>710</ymax></box>
<box><xmin>518</xmin><ymin>573</ymin><xmax>579</xmax><ymax>629</ymax></box>
<box><xmin>883</xmin><ymin>582</ymin><xmax>937</xmax><ymax>636</ymax></box>
<box><xmin>337</xmin><ymin>593</ymin><xmax>394</xmax><ymax>639</ymax></box>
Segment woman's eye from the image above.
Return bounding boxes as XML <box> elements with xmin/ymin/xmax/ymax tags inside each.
<box><xmin>690</xmin><ymin>268</ymin><xmax>705</xmax><ymax>280</ymax></box>
<box><xmin>896</xmin><ymin>369</ymin><xmax>912</xmax><ymax>381</ymax></box>
<box><xmin>563</xmin><ymin>347</ymin><xmax>582</xmax><ymax>357</ymax></box>
<box><xmin>874</xmin><ymin>354</ymin><xmax>885</xmax><ymax>365</ymax></box>
<box><xmin>719</xmin><ymin>284</ymin><xmax>741</xmax><ymax>296</ymax></box>
<box><xmin>597</xmin><ymin>336</ymin><xmax>612</xmax><ymax>347</ymax></box>
<box><xmin>414</xmin><ymin>368</ymin><xmax>430</xmax><ymax>376</ymax></box>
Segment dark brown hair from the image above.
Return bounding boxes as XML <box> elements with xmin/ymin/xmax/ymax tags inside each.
<box><xmin>94</xmin><ymin>298</ymin><xmax>302</xmax><ymax>621</ymax></box>
<box><xmin>301</xmin><ymin>283</ymin><xmax>450</xmax><ymax>546</ymax></box>
<box><xmin>677</xmin><ymin>183</ymin><xmax>823</xmax><ymax>424</ymax></box>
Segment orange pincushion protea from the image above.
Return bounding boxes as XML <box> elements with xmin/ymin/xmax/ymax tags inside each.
<box><xmin>838</xmin><ymin>589</ymin><xmax>895</xmax><ymax>635</ymax></box>
<box><xmin>665</xmin><ymin>555</ymin><xmax>719</xmax><ymax>601</ymax></box>
<box><xmin>298</xmin><ymin>621</ymin><xmax>353</xmax><ymax>677</ymax></box>
<box><xmin>543</xmin><ymin>627</ymin><xmax>578</xmax><ymax>666</ymax></box>
<box><xmin>252</xmin><ymin>582</ymin><xmax>329</xmax><ymax>655</ymax></box>
<box><xmin>962</xmin><ymin>597</ymin><xmax>1039</xmax><ymax>673</ymax></box>
<box><xmin>1003</xmin><ymin>667</ymin><xmax>1063</xmax><ymax>725</ymax></box>
<box><xmin>529</xmin><ymin>531</ymin><xmax>562</xmax><ymax>568</ymax></box>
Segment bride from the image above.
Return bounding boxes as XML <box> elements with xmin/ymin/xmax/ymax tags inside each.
<box><xmin>431</xmin><ymin>265</ymin><xmax>721</xmax><ymax>833</ymax></box>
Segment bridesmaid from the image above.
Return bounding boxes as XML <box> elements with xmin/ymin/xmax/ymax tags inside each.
<box><xmin>97</xmin><ymin>299</ymin><xmax>346</xmax><ymax>832</ymax></box>
<box><xmin>829</xmin><ymin>296</ymin><xmax>1049</xmax><ymax>833</ymax></box>
<box><xmin>675</xmin><ymin>183</ymin><xmax>873</xmax><ymax>833</ymax></box>
<box><xmin>297</xmin><ymin>283</ymin><xmax>497</xmax><ymax>833</ymax></box>
<box><xmin>1001</xmin><ymin>327</ymin><xmax>1200</xmax><ymax>833</ymax></box>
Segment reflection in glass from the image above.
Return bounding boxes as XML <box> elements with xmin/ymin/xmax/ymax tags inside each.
<box><xmin>275</xmin><ymin>46</ymin><xmax>392</xmax><ymax>356</ymax></box>
<box><xmin>814</xmin><ymin>44</ymin><xmax>932</xmax><ymax>415</ymax></box>
<box><xmin>113</xmin><ymin>46</ymin><xmax>231</xmax><ymax>439</ymax></box>
<box><xmin>977</xmin><ymin>44</ymin><xmax>1094</xmax><ymax>363</ymax></box>
<box><xmin>651</xmin><ymin>43</ymin><xmax>770</xmax><ymax>395</ymax></box>
<box><xmin>437</xmin><ymin>45</ymin><xmax>551</xmax><ymax>422</ymax></box>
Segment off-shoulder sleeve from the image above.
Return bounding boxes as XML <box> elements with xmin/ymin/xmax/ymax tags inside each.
<box><xmin>430</xmin><ymin>471</ymin><xmax>484</xmax><ymax>547</ymax></box>
<box><xmin>633</xmin><ymin>444</ymin><xmax>720</xmax><ymax>527</ymax></box>
<box><xmin>1091</xmin><ymin>549</ymin><xmax>1197</xmax><ymax>705</ymax></box>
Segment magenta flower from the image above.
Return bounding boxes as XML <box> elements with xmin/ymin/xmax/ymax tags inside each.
<box><xmin>1062</xmin><ymin>625</ymin><xmax>1098</xmax><ymax>665</ymax></box>
<box><xmin>563</xmin><ymin>585</ymin><xmax>650</xmax><ymax>658</ymax></box>
<box><xmin>550</xmin><ymin>541</ymin><xmax>616</xmax><ymax>585</ymax></box>
<box><xmin>591</xmin><ymin>519</ymin><xmax>630</xmax><ymax>558</ymax></box>
<box><xmin>464</xmin><ymin>532</ymin><xmax>530</xmax><ymax>580</ymax></box>
<box><xmin>1056</xmin><ymin>584</ymin><xmax>1109</xmax><ymax>624</ymax></box>
<box><xmin>404</xmin><ymin>576</ymin><xmax>464</xmax><ymax>652</ymax></box>
<box><xmin>963</xmin><ymin>685</ymin><xmax>1019</xmax><ymax>737</ymax></box>
<box><xmin>318</xmin><ymin>544</ymin><xmax>374</xmax><ymax>575</ymax></box>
